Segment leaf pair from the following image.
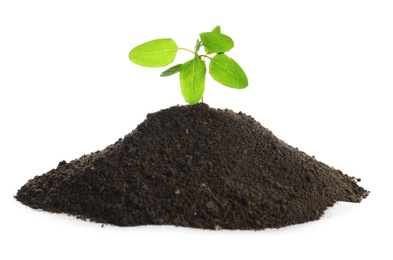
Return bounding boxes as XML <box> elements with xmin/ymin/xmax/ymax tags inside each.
<box><xmin>129</xmin><ymin>26</ymin><xmax>248</xmax><ymax>104</ymax></box>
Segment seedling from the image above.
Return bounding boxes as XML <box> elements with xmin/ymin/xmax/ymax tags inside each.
<box><xmin>129</xmin><ymin>26</ymin><xmax>248</xmax><ymax>104</ymax></box>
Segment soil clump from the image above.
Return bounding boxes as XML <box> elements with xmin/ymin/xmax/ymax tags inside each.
<box><xmin>15</xmin><ymin>103</ymin><xmax>369</xmax><ymax>230</ymax></box>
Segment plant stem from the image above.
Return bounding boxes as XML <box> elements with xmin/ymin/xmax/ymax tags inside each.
<box><xmin>179</xmin><ymin>40</ymin><xmax>211</xmax><ymax>60</ymax></box>
<box><xmin>194</xmin><ymin>39</ymin><xmax>202</xmax><ymax>54</ymax></box>
<box><xmin>178</xmin><ymin>47</ymin><xmax>195</xmax><ymax>55</ymax></box>
<box><xmin>199</xmin><ymin>54</ymin><xmax>211</xmax><ymax>60</ymax></box>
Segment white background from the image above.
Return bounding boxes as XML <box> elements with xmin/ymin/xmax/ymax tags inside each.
<box><xmin>1</xmin><ymin>0</ymin><xmax>392</xmax><ymax>259</ymax></box>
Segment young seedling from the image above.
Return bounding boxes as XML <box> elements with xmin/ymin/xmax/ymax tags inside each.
<box><xmin>129</xmin><ymin>26</ymin><xmax>248</xmax><ymax>104</ymax></box>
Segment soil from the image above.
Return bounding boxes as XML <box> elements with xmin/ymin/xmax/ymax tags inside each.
<box><xmin>15</xmin><ymin>103</ymin><xmax>369</xmax><ymax>230</ymax></box>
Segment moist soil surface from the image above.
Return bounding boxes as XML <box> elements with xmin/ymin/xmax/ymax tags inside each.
<box><xmin>15</xmin><ymin>103</ymin><xmax>369</xmax><ymax>230</ymax></box>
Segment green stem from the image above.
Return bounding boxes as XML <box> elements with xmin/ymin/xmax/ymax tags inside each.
<box><xmin>178</xmin><ymin>47</ymin><xmax>195</xmax><ymax>55</ymax></box>
<box><xmin>179</xmin><ymin>40</ymin><xmax>210</xmax><ymax>60</ymax></box>
<box><xmin>194</xmin><ymin>39</ymin><xmax>202</xmax><ymax>54</ymax></box>
<box><xmin>199</xmin><ymin>54</ymin><xmax>211</xmax><ymax>60</ymax></box>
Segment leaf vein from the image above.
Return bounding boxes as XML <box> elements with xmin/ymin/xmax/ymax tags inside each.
<box><xmin>211</xmin><ymin>59</ymin><xmax>241</xmax><ymax>80</ymax></box>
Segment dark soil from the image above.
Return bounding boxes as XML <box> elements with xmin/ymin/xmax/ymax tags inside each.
<box><xmin>15</xmin><ymin>103</ymin><xmax>369</xmax><ymax>230</ymax></box>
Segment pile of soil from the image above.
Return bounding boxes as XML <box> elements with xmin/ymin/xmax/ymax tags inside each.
<box><xmin>15</xmin><ymin>103</ymin><xmax>369</xmax><ymax>230</ymax></box>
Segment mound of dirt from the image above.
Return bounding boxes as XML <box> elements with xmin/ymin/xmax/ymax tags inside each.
<box><xmin>15</xmin><ymin>103</ymin><xmax>369</xmax><ymax>230</ymax></box>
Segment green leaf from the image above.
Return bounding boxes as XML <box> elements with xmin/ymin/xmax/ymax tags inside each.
<box><xmin>205</xmin><ymin>26</ymin><xmax>222</xmax><ymax>54</ymax></box>
<box><xmin>160</xmin><ymin>64</ymin><xmax>183</xmax><ymax>77</ymax></box>
<box><xmin>129</xmin><ymin>38</ymin><xmax>178</xmax><ymax>67</ymax></box>
<box><xmin>200</xmin><ymin>32</ymin><xmax>234</xmax><ymax>54</ymax></box>
<box><xmin>180</xmin><ymin>58</ymin><xmax>206</xmax><ymax>104</ymax></box>
<box><xmin>212</xmin><ymin>25</ymin><xmax>221</xmax><ymax>33</ymax></box>
<box><xmin>209</xmin><ymin>53</ymin><xmax>248</xmax><ymax>89</ymax></box>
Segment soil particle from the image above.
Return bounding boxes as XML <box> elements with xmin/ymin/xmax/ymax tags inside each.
<box><xmin>15</xmin><ymin>103</ymin><xmax>369</xmax><ymax>230</ymax></box>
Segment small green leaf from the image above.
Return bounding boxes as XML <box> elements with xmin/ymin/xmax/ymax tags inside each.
<box><xmin>212</xmin><ymin>25</ymin><xmax>221</xmax><ymax>33</ymax></box>
<box><xmin>200</xmin><ymin>32</ymin><xmax>234</xmax><ymax>54</ymax></box>
<box><xmin>209</xmin><ymin>53</ymin><xmax>248</xmax><ymax>89</ymax></box>
<box><xmin>180</xmin><ymin>58</ymin><xmax>206</xmax><ymax>104</ymax></box>
<box><xmin>205</xmin><ymin>26</ymin><xmax>222</xmax><ymax>54</ymax></box>
<box><xmin>129</xmin><ymin>38</ymin><xmax>178</xmax><ymax>67</ymax></box>
<box><xmin>160</xmin><ymin>64</ymin><xmax>183</xmax><ymax>77</ymax></box>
